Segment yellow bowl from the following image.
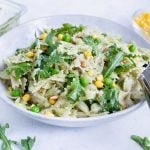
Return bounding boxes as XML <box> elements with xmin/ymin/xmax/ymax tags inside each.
<box><xmin>132</xmin><ymin>10</ymin><xmax>150</xmax><ymax>44</ymax></box>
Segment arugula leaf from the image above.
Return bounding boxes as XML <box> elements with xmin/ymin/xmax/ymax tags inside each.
<box><xmin>39</xmin><ymin>50</ymin><xmax>62</xmax><ymax>68</ymax></box>
<box><xmin>37</xmin><ymin>50</ymin><xmax>62</xmax><ymax>78</ymax></box>
<box><xmin>21</xmin><ymin>136</ymin><xmax>36</xmax><ymax>150</ymax></box>
<box><xmin>83</xmin><ymin>35</ymin><xmax>101</xmax><ymax>56</ymax></box>
<box><xmin>105</xmin><ymin>44</ymin><xmax>121</xmax><ymax>61</ymax></box>
<box><xmin>0</xmin><ymin>123</ymin><xmax>36</xmax><ymax>150</ymax></box>
<box><xmin>37</xmin><ymin>31</ymin><xmax>62</xmax><ymax>79</ymax></box>
<box><xmin>131</xmin><ymin>135</ymin><xmax>150</xmax><ymax>150</ymax></box>
<box><xmin>45</xmin><ymin>32</ymin><xmax>59</xmax><ymax>50</ymax></box>
<box><xmin>51</xmin><ymin>23</ymin><xmax>85</xmax><ymax>36</ymax></box>
<box><xmin>0</xmin><ymin>123</ymin><xmax>14</xmax><ymax>150</ymax></box>
<box><xmin>67</xmin><ymin>76</ymin><xmax>84</xmax><ymax>102</ymax></box>
<box><xmin>115</xmin><ymin>56</ymin><xmax>136</xmax><ymax>74</ymax></box>
<box><xmin>30</xmin><ymin>38</ymin><xmax>40</xmax><ymax>49</ymax></box>
<box><xmin>6</xmin><ymin>62</ymin><xmax>32</xmax><ymax>79</ymax></box>
<box><xmin>104</xmin><ymin>44</ymin><xmax>137</xmax><ymax>76</ymax></box>
<box><xmin>100</xmin><ymin>87</ymin><xmax>120</xmax><ymax>113</ymax></box>
<box><xmin>15</xmin><ymin>48</ymin><xmax>30</xmax><ymax>55</ymax></box>
<box><xmin>62</xmin><ymin>54</ymin><xmax>75</xmax><ymax>64</ymax></box>
<box><xmin>104</xmin><ymin>51</ymin><xmax>124</xmax><ymax>78</ymax></box>
<box><xmin>47</xmin><ymin>50</ymin><xmax>62</xmax><ymax>66</ymax></box>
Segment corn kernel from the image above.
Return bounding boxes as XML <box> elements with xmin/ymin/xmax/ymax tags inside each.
<box><xmin>44</xmin><ymin>111</ymin><xmax>54</xmax><ymax>117</ymax></box>
<box><xmin>80</xmin><ymin>61</ymin><xmax>86</xmax><ymax>67</ymax></box>
<box><xmin>87</xmin><ymin>70</ymin><xmax>93</xmax><ymax>76</ymax></box>
<box><xmin>84</xmin><ymin>50</ymin><xmax>92</xmax><ymax>59</ymax></box>
<box><xmin>26</xmin><ymin>51</ymin><xmax>35</xmax><ymax>58</ymax></box>
<box><xmin>57</xmin><ymin>34</ymin><xmax>64</xmax><ymax>40</ymax></box>
<box><xmin>39</xmin><ymin>33</ymin><xmax>48</xmax><ymax>40</ymax></box>
<box><xmin>49</xmin><ymin>96</ymin><xmax>58</xmax><ymax>105</ymax></box>
<box><xmin>96</xmin><ymin>74</ymin><xmax>103</xmax><ymax>81</ymax></box>
<box><xmin>94</xmin><ymin>80</ymin><xmax>104</xmax><ymax>88</ymax></box>
<box><xmin>8</xmin><ymin>86</ymin><xmax>12</xmax><ymax>91</ymax></box>
<box><xmin>92</xmin><ymin>33</ymin><xmax>98</xmax><ymax>39</ymax></box>
<box><xmin>22</xmin><ymin>94</ymin><xmax>31</xmax><ymax>102</ymax></box>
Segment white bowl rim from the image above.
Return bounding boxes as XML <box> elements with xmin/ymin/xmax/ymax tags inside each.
<box><xmin>0</xmin><ymin>96</ymin><xmax>145</xmax><ymax>122</ymax></box>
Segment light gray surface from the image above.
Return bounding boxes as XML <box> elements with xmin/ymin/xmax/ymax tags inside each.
<box><xmin>0</xmin><ymin>0</ymin><xmax>150</xmax><ymax>149</ymax></box>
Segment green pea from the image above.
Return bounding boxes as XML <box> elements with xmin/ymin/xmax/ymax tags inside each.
<box><xmin>11</xmin><ymin>89</ymin><xmax>21</xmax><ymax>97</ymax></box>
<box><xmin>31</xmin><ymin>105</ymin><xmax>40</xmax><ymax>113</ymax></box>
<box><xmin>80</xmin><ymin>76</ymin><xmax>89</xmax><ymax>87</ymax></box>
<box><xmin>129</xmin><ymin>44</ymin><xmax>136</xmax><ymax>52</ymax></box>
<box><xmin>51</xmin><ymin>68</ymin><xmax>59</xmax><ymax>75</ymax></box>
<box><xmin>94</xmin><ymin>38</ymin><xmax>101</xmax><ymax>44</ymax></box>
<box><xmin>63</xmin><ymin>34</ymin><xmax>71</xmax><ymax>42</ymax></box>
<box><xmin>104</xmin><ymin>78</ymin><xmax>113</xmax><ymax>87</ymax></box>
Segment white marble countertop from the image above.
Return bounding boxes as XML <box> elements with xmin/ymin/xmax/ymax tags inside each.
<box><xmin>0</xmin><ymin>0</ymin><xmax>150</xmax><ymax>149</ymax></box>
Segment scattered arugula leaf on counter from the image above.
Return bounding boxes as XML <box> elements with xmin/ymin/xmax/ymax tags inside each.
<box><xmin>5</xmin><ymin>62</ymin><xmax>32</xmax><ymax>79</ymax></box>
<box><xmin>21</xmin><ymin>136</ymin><xmax>36</xmax><ymax>150</ymax></box>
<box><xmin>0</xmin><ymin>123</ymin><xmax>36</xmax><ymax>150</ymax></box>
<box><xmin>62</xmin><ymin>54</ymin><xmax>75</xmax><ymax>64</ymax></box>
<box><xmin>131</xmin><ymin>135</ymin><xmax>150</xmax><ymax>150</ymax></box>
<box><xmin>0</xmin><ymin>123</ymin><xmax>15</xmax><ymax>150</ymax></box>
<box><xmin>83</xmin><ymin>35</ymin><xmax>101</xmax><ymax>56</ymax></box>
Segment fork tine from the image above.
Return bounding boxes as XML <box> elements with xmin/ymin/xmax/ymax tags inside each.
<box><xmin>139</xmin><ymin>73</ymin><xmax>150</xmax><ymax>108</ymax></box>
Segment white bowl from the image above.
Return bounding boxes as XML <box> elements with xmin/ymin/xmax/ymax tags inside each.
<box><xmin>0</xmin><ymin>15</ymin><xmax>149</xmax><ymax>127</ymax></box>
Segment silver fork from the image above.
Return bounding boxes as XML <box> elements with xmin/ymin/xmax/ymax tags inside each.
<box><xmin>138</xmin><ymin>64</ymin><xmax>150</xmax><ymax>107</ymax></box>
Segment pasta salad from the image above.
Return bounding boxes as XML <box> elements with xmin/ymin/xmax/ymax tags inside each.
<box><xmin>0</xmin><ymin>23</ymin><xmax>149</xmax><ymax>118</ymax></box>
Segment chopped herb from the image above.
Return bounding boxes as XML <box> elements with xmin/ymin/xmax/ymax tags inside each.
<box><xmin>101</xmin><ymin>33</ymin><xmax>107</xmax><ymax>37</ymax></box>
<box><xmin>6</xmin><ymin>62</ymin><xmax>32</xmax><ymax>79</ymax></box>
<box><xmin>131</xmin><ymin>135</ymin><xmax>150</xmax><ymax>150</ymax></box>
<box><xmin>83</xmin><ymin>35</ymin><xmax>101</xmax><ymax>56</ymax></box>
<box><xmin>37</xmin><ymin>50</ymin><xmax>62</xmax><ymax>79</ymax></box>
<box><xmin>65</xmin><ymin>73</ymin><xmax>77</xmax><ymax>85</ymax></box>
<box><xmin>115</xmin><ymin>54</ymin><xmax>136</xmax><ymax>74</ymax></box>
<box><xmin>47</xmin><ymin>50</ymin><xmax>62</xmax><ymax>66</ymax></box>
<box><xmin>62</xmin><ymin>54</ymin><xmax>75</xmax><ymax>64</ymax></box>
<box><xmin>38</xmin><ymin>69</ymin><xmax>49</xmax><ymax>78</ymax></box>
<box><xmin>100</xmin><ymin>87</ymin><xmax>120</xmax><ymax>112</ymax></box>
<box><xmin>30</xmin><ymin>37</ymin><xmax>40</xmax><ymax>49</ymax></box>
<box><xmin>51</xmin><ymin>23</ymin><xmax>85</xmax><ymax>36</ymax></box>
<box><xmin>15</xmin><ymin>48</ymin><xmax>30</xmax><ymax>55</ymax></box>
<box><xmin>104</xmin><ymin>51</ymin><xmax>124</xmax><ymax>78</ymax></box>
<box><xmin>67</xmin><ymin>77</ymin><xmax>84</xmax><ymax>102</ymax></box>
<box><xmin>45</xmin><ymin>32</ymin><xmax>59</xmax><ymax>51</ymax></box>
